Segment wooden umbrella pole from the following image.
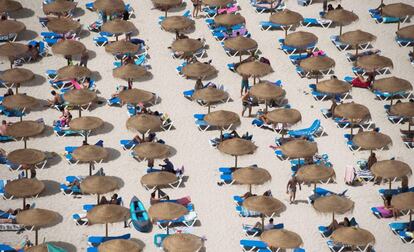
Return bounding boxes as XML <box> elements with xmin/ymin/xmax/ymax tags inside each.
<box><xmin>35</xmin><ymin>228</ymin><xmax>39</xmax><ymax>245</ymax></box>
<box><xmin>105</xmin><ymin>222</ymin><xmax>108</xmax><ymax>237</ymax></box>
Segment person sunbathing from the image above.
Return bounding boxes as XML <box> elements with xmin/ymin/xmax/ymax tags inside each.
<box><xmin>110</xmin><ymin>194</ymin><xmax>121</xmax><ymax>205</ymax></box>
<box><xmin>253</xmin><ymin>218</ymin><xmax>275</xmax><ymax>231</ymax></box>
<box><xmin>0</xmin><ymin>120</ymin><xmax>11</xmax><ymax>136</ymax></box>
<box><xmin>99</xmin><ymin>196</ymin><xmax>109</xmax><ymax>205</ymax></box>
<box><xmin>58</xmin><ymin>108</ymin><xmax>72</xmax><ymax>127</ymax></box>
<box><xmin>351</xmin><ymin>74</ymin><xmax>374</xmax><ymax>88</ymax></box>
<box><xmin>67</xmin><ymin>178</ymin><xmax>80</xmax><ymax>190</ymax></box>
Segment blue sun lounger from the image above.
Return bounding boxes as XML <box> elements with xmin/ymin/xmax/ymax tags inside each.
<box><xmin>88</xmin><ymin>233</ymin><xmax>131</xmax><ymax>247</ymax></box>
<box><xmin>0</xmin><ymin>244</ymin><xmax>15</xmax><ymax>252</ymax></box>
<box><xmin>287</xmin><ymin>119</ymin><xmax>324</xmax><ymax>138</ymax></box>
<box><xmin>389</xmin><ymin>221</ymin><xmax>414</xmax><ymax>235</ymax></box>
<box><xmin>240</xmin><ymin>240</ymin><xmax>271</xmax><ymax>252</ymax></box>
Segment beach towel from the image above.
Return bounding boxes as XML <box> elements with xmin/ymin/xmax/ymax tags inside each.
<box><xmin>374</xmin><ymin>206</ymin><xmax>393</xmax><ymax>218</ymax></box>
<box><xmin>344</xmin><ymin>165</ymin><xmax>355</xmax><ymax>185</ymax></box>
<box><xmin>70</xmin><ymin>80</ymin><xmax>82</xmax><ymax>90</ymax></box>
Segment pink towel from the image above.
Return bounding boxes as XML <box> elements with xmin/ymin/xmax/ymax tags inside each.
<box><xmin>344</xmin><ymin>165</ymin><xmax>355</xmax><ymax>184</ymax></box>
<box><xmin>70</xmin><ymin>79</ymin><xmax>82</xmax><ymax>90</ymax></box>
<box><xmin>375</xmin><ymin>206</ymin><xmax>393</xmax><ymax>218</ymax></box>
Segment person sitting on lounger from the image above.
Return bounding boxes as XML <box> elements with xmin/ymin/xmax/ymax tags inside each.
<box><xmin>110</xmin><ymin>194</ymin><xmax>121</xmax><ymax>205</ymax></box>
<box><xmin>253</xmin><ymin>218</ymin><xmax>275</xmax><ymax>231</ymax></box>
<box><xmin>58</xmin><ymin>108</ymin><xmax>72</xmax><ymax>127</ymax></box>
<box><xmin>48</xmin><ymin>90</ymin><xmax>63</xmax><ymax>108</ymax></box>
<box><xmin>327</xmin><ymin>4</ymin><xmax>334</xmax><ymax>11</ymax></box>
<box><xmin>401</xmin><ymin>176</ymin><xmax>409</xmax><ymax>193</ymax></box>
<box><xmin>99</xmin><ymin>196</ymin><xmax>109</xmax><ymax>205</ymax></box>
<box><xmin>366</xmin><ymin>152</ymin><xmax>377</xmax><ymax>170</ymax></box>
<box><xmin>160</xmin><ymin>158</ymin><xmax>175</xmax><ymax>174</ymax></box>
<box><xmin>263</xmin><ymin>190</ymin><xmax>272</xmax><ymax>196</ymax></box>
<box><xmin>3</xmin><ymin>88</ymin><xmax>13</xmax><ymax>97</ymax></box>
<box><xmin>0</xmin><ymin>120</ymin><xmax>10</xmax><ymax>136</ymax></box>
<box><xmin>67</xmin><ymin>178</ymin><xmax>80</xmax><ymax>190</ymax></box>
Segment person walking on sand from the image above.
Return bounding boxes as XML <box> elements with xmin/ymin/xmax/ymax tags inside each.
<box><xmin>286</xmin><ymin>176</ymin><xmax>301</xmax><ymax>204</ymax></box>
<box><xmin>241</xmin><ymin>75</ymin><xmax>249</xmax><ymax>96</ymax></box>
<box><xmin>79</xmin><ymin>51</ymin><xmax>89</xmax><ymax>67</ymax></box>
<box><xmin>241</xmin><ymin>91</ymin><xmax>252</xmax><ymax>117</ymax></box>
<box><xmin>192</xmin><ymin>0</ymin><xmax>201</xmax><ymax>18</ymax></box>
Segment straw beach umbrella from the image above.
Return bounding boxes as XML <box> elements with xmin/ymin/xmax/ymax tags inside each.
<box><xmin>389</xmin><ymin>102</ymin><xmax>414</xmax><ymax>123</ymax></box>
<box><xmin>261</xmin><ymin>229</ymin><xmax>303</xmax><ymax>250</ymax></box>
<box><xmin>6</xmin><ymin>121</ymin><xmax>44</xmax><ymax>149</ymax></box>
<box><xmin>237</xmin><ymin>61</ymin><xmax>273</xmax><ymax>84</ymax></box>
<box><xmin>80</xmin><ymin>176</ymin><xmax>119</xmax><ymax>203</ymax></box>
<box><xmin>113</xmin><ymin>64</ymin><xmax>149</xmax><ymax>88</ymax></box>
<box><xmin>2</xmin><ymin>94</ymin><xmax>38</xmax><ymax>120</ymax></box>
<box><xmin>333</xmin><ymin>102</ymin><xmax>370</xmax><ymax>135</ymax></box>
<box><xmin>243</xmin><ymin>196</ymin><xmax>285</xmax><ymax>232</ymax></box>
<box><xmin>171</xmin><ymin>38</ymin><xmax>203</xmax><ymax>57</ymax></box>
<box><xmin>232</xmin><ymin>167</ymin><xmax>271</xmax><ymax>193</ymax></box>
<box><xmin>16</xmin><ymin>209</ymin><xmax>60</xmax><ymax>245</ymax></box>
<box><xmin>133</xmin><ymin>142</ymin><xmax>172</xmax><ymax>160</ymax></box>
<box><xmin>372</xmin><ymin>77</ymin><xmax>412</xmax><ymax>104</ymax></box>
<box><xmin>47</xmin><ymin>17</ymin><xmax>81</xmax><ymax>34</ymax></box>
<box><xmin>250</xmin><ymin>81</ymin><xmax>285</xmax><ymax>112</ymax></box>
<box><xmin>181</xmin><ymin>62</ymin><xmax>217</xmax><ymax>80</ymax></box>
<box><xmin>299</xmin><ymin>56</ymin><xmax>335</xmax><ymax>83</ymax></box>
<box><xmin>218</xmin><ymin>138</ymin><xmax>257</xmax><ymax>168</ymax></box>
<box><xmin>215</xmin><ymin>13</ymin><xmax>246</xmax><ymax>27</ymax></box>
<box><xmin>7</xmin><ymin>148</ymin><xmax>46</xmax><ymax>166</ymax></box>
<box><xmin>51</xmin><ymin>40</ymin><xmax>86</xmax><ymax>57</ymax></box>
<box><xmin>118</xmin><ymin>88</ymin><xmax>155</xmax><ymax>106</ymax></box>
<box><xmin>356</xmin><ymin>54</ymin><xmax>393</xmax><ymax>73</ymax></box>
<box><xmin>141</xmin><ymin>172</ymin><xmax>179</xmax><ymax>193</ymax></box>
<box><xmin>105</xmin><ymin>40</ymin><xmax>139</xmax><ymax>55</ymax></box>
<box><xmin>161</xmin><ymin>16</ymin><xmax>194</xmax><ymax>37</ymax></box>
<box><xmin>0</xmin><ymin>42</ymin><xmax>28</xmax><ymax>68</ymax></box>
<box><xmin>5</xmin><ymin>179</ymin><xmax>44</xmax><ymax>208</ymax></box>
<box><xmin>163</xmin><ymin>233</ymin><xmax>203</xmax><ymax>252</ymax></box>
<box><xmin>93</xmin><ymin>0</ymin><xmax>125</xmax><ymax>14</ymax></box>
<box><xmin>324</xmin><ymin>9</ymin><xmax>359</xmax><ymax>35</ymax></box>
<box><xmin>149</xmin><ymin>202</ymin><xmax>188</xmax><ymax>233</ymax></box>
<box><xmin>397</xmin><ymin>25</ymin><xmax>414</xmax><ymax>53</ymax></box>
<box><xmin>284</xmin><ymin>31</ymin><xmax>318</xmax><ymax>49</ymax></box>
<box><xmin>331</xmin><ymin>227</ymin><xmax>375</xmax><ymax>250</ymax></box>
<box><xmin>266</xmin><ymin>108</ymin><xmax>301</xmax><ymax>125</ymax></box>
<box><xmin>269</xmin><ymin>9</ymin><xmax>303</xmax><ymax>36</ymax></box>
<box><xmin>87</xmin><ymin>204</ymin><xmax>129</xmax><ymax>237</ymax></box>
<box><xmin>7</xmin><ymin>149</ymin><xmax>46</xmax><ymax>177</ymax></box>
<box><xmin>224</xmin><ymin>36</ymin><xmax>258</xmax><ymax>62</ymax></box>
<box><xmin>43</xmin><ymin>0</ymin><xmax>77</xmax><ymax>16</ymax></box>
<box><xmin>0</xmin><ymin>68</ymin><xmax>34</xmax><ymax>93</ymax></box>
<box><xmin>69</xmin><ymin>116</ymin><xmax>104</xmax><ymax>143</ymax></box>
<box><xmin>102</xmin><ymin>20</ymin><xmax>137</xmax><ymax>40</ymax></box>
<box><xmin>382</xmin><ymin>3</ymin><xmax>414</xmax><ymax>29</ymax></box>
<box><xmin>296</xmin><ymin>164</ymin><xmax>335</xmax><ymax>189</ymax></box>
<box><xmin>392</xmin><ymin>192</ymin><xmax>414</xmax><ymax>231</ymax></box>
<box><xmin>57</xmin><ymin>65</ymin><xmax>92</xmax><ymax>80</ymax></box>
<box><xmin>279</xmin><ymin>139</ymin><xmax>318</xmax><ymax>160</ymax></box>
<box><xmin>313</xmin><ymin>195</ymin><xmax>354</xmax><ymax>221</ymax></box>
<box><xmin>72</xmin><ymin>145</ymin><xmax>108</xmax><ymax>175</ymax></box>
<box><xmin>152</xmin><ymin>0</ymin><xmax>182</xmax><ymax>17</ymax></box>
<box><xmin>25</xmin><ymin>243</ymin><xmax>67</xmax><ymax>252</ymax></box>
<box><xmin>126</xmin><ymin>114</ymin><xmax>162</xmax><ymax>138</ymax></box>
<box><xmin>339</xmin><ymin>30</ymin><xmax>376</xmax><ymax>55</ymax></box>
<box><xmin>371</xmin><ymin>160</ymin><xmax>411</xmax><ymax>190</ymax></box>
<box><xmin>204</xmin><ymin>110</ymin><xmax>240</xmax><ymax>137</ymax></box>
<box><xmin>0</xmin><ymin>0</ymin><xmax>22</xmax><ymax>13</ymax></box>
<box><xmin>98</xmin><ymin>239</ymin><xmax>144</xmax><ymax>252</ymax></box>
<box><xmin>192</xmin><ymin>87</ymin><xmax>229</xmax><ymax>112</ymax></box>
<box><xmin>0</xmin><ymin>20</ymin><xmax>25</xmax><ymax>36</ymax></box>
<box><xmin>63</xmin><ymin>89</ymin><xmax>97</xmax><ymax>117</ymax></box>
<box><xmin>316</xmin><ymin>79</ymin><xmax>352</xmax><ymax>96</ymax></box>
<box><xmin>352</xmin><ymin>131</ymin><xmax>392</xmax><ymax>152</ymax></box>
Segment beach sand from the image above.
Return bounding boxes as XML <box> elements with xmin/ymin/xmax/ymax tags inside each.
<box><xmin>1</xmin><ymin>0</ymin><xmax>414</xmax><ymax>251</ymax></box>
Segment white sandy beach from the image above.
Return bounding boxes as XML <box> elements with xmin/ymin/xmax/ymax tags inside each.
<box><xmin>1</xmin><ymin>0</ymin><xmax>414</xmax><ymax>251</ymax></box>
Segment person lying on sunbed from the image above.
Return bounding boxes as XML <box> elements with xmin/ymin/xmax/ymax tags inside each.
<box><xmin>327</xmin><ymin>217</ymin><xmax>351</xmax><ymax>233</ymax></box>
<box><xmin>252</xmin><ymin>218</ymin><xmax>276</xmax><ymax>231</ymax></box>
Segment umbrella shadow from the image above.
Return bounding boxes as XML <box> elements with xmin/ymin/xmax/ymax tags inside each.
<box><xmin>44</xmin><ymin>151</ymin><xmax>62</xmax><ymax>168</ymax></box>
<box><xmin>45</xmin><ymin>241</ymin><xmax>77</xmax><ymax>252</ymax></box>
<box><xmin>129</xmin><ymin>238</ymin><xmax>146</xmax><ymax>250</ymax></box>
<box><xmin>39</xmin><ymin>125</ymin><xmax>55</xmax><ymax>138</ymax></box>
<box><xmin>105</xmin><ymin>147</ymin><xmax>121</xmax><ymax>162</ymax></box>
<box><xmin>40</xmin><ymin>180</ymin><xmax>61</xmax><ymax>197</ymax></box>
<box><xmin>78</xmin><ymin>29</ymin><xmax>91</xmax><ymax>39</ymax></box>
<box><xmin>86</xmin><ymin>50</ymin><xmax>97</xmax><ymax>61</ymax></box>
<box><xmin>73</xmin><ymin>7</ymin><xmax>85</xmax><ymax>18</ymax></box>
<box><xmin>94</xmin><ymin>122</ymin><xmax>114</xmax><ymax>136</ymax></box>
<box><xmin>92</xmin><ymin>71</ymin><xmax>102</xmax><ymax>82</ymax></box>
<box><xmin>169</xmin><ymin>2</ymin><xmax>187</xmax><ymax>14</ymax></box>
<box><xmin>18</xmin><ymin>30</ymin><xmax>38</xmax><ymax>41</ymax></box>
<box><xmin>25</xmin><ymin>74</ymin><xmax>46</xmax><ymax>89</ymax></box>
<box><xmin>9</xmin><ymin>8</ymin><xmax>35</xmax><ymax>19</ymax></box>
